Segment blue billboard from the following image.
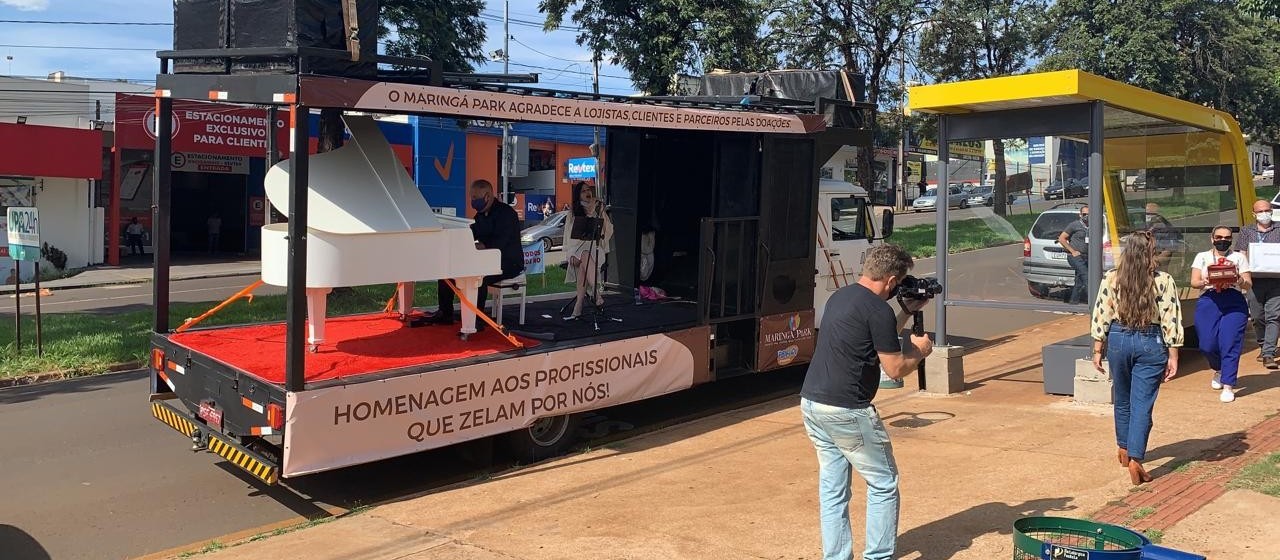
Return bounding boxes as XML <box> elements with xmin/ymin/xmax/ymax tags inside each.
<box><xmin>1028</xmin><ymin>137</ymin><xmax>1046</xmax><ymax>164</ymax></box>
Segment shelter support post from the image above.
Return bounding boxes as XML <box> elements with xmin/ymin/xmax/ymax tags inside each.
<box><xmin>285</xmin><ymin>104</ymin><xmax>310</xmax><ymax>393</ymax></box>
<box><xmin>1087</xmin><ymin>101</ymin><xmax>1104</xmax><ymax>309</ymax></box>
<box><xmin>153</xmin><ymin>97</ymin><xmax>173</xmax><ymax>333</ymax></box>
<box><xmin>936</xmin><ymin>116</ymin><xmax>949</xmax><ymax>347</ymax></box>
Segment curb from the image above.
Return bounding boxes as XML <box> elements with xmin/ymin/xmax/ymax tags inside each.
<box><xmin>0</xmin><ymin>362</ymin><xmax>143</xmax><ymax>389</ymax></box>
<box><xmin>0</xmin><ymin>271</ymin><xmax>261</xmax><ymax>294</ymax></box>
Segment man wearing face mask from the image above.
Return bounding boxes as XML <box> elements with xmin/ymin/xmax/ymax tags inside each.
<box><xmin>1058</xmin><ymin>205</ymin><xmax>1091</xmax><ymax>304</ymax></box>
<box><xmin>416</xmin><ymin>180</ymin><xmax>524</xmax><ymax>328</ymax></box>
<box><xmin>800</xmin><ymin>244</ymin><xmax>932</xmax><ymax>560</ymax></box>
<box><xmin>1235</xmin><ymin>199</ymin><xmax>1280</xmax><ymax>369</ymax></box>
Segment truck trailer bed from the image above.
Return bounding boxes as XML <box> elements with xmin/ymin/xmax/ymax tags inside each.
<box><xmin>167</xmin><ymin>295</ymin><xmax>699</xmax><ymax>387</ymax></box>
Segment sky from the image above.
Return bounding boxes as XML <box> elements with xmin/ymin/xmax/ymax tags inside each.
<box><xmin>0</xmin><ymin>0</ymin><xmax>638</xmax><ymax>94</ymax></box>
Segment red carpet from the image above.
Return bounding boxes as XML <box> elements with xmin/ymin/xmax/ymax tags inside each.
<box><xmin>170</xmin><ymin>313</ymin><xmax>537</xmax><ymax>385</ymax></box>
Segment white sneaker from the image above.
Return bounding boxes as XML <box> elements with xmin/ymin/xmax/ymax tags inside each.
<box><xmin>1220</xmin><ymin>387</ymin><xmax>1236</xmax><ymax>403</ymax></box>
<box><xmin>1211</xmin><ymin>372</ymin><xmax>1223</xmax><ymax>390</ymax></box>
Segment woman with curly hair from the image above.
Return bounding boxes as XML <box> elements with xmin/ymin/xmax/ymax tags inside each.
<box><xmin>1090</xmin><ymin>229</ymin><xmax>1183</xmax><ymax>484</ymax></box>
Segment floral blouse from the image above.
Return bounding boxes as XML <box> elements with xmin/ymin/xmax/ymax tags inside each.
<box><xmin>1090</xmin><ymin>269</ymin><xmax>1184</xmax><ymax>347</ymax></box>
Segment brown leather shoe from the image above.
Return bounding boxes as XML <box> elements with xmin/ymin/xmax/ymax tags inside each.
<box><xmin>1265</xmin><ymin>357</ymin><xmax>1279</xmax><ymax>370</ymax></box>
<box><xmin>1118</xmin><ymin>447</ymin><xmax>1129</xmax><ymax>467</ymax></box>
<box><xmin>1128</xmin><ymin>459</ymin><xmax>1153</xmax><ymax>485</ymax></box>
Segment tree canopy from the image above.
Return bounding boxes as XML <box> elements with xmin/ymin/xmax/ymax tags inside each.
<box><xmin>539</xmin><ymin>0</ymin><xmax>773</xmax><ymax>95</ymax></box>
<box><xmin>380</xmin><ymin>0</ymin><xmax>488</xmax><ymax>73</ymax></box>
<box><xmin>1038</xmin><ymin>0</ymin><xmax>1280</xmax><ymax>140</ymax></box>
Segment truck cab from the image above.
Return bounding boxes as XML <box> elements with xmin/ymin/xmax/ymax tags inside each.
<box><xmin>814</xmin><ymin>178</ymin><xmax>892</xmax><ymax>328</ymax></box>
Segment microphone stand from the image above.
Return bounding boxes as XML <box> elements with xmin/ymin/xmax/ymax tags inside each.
<box><xmin>563</xmin><ymin>202</ymin><xmax>623</xmax><ymax>331</ymax></box>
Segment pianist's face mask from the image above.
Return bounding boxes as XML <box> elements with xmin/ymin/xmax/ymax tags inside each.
<box><xmin>471</xmin><ymin>192</ymin><xmax>490</xmax><ymax>212</ymax></box>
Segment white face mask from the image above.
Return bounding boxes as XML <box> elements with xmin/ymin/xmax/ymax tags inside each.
<box><xmin>1257</xmin><ymin>212</ymin><xmax>1273</xmax><ymax>225</ymax></box>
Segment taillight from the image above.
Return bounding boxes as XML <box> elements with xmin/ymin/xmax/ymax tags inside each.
<box><xmin>267</xmin><ymin>403</ymin><xmax>285</xmax><ymax>430</ymax></box>
<box><xmin>151</xmin><ymin>348</ymin><xmax>165</xmax><ymax>371</ymax></box>
<box><xmin>1023</xmin><ymin>237</ymin><xmax>1031</xmax><ymax>258</ymax></box>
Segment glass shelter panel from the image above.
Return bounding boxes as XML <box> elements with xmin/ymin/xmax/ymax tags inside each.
<box><xmin>1101</xmin><ymin>106</ymin><xmax>1242</xmax><ymax>305</ymax></box>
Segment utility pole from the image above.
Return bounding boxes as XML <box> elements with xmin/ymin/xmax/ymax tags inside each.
<box><xmin>896</xmin><ymin>45</ymin><xmax>907</xmax><ymax>212</ymax></box>
<box><xmin>499</xmin><ymin>0</ymin><xmax>511</xmax><ymax>205</ymax></box>
<box><xmin>592</xmin><ymin>52</ymin><xmax>603</xmax><ymax>198</ymax></box>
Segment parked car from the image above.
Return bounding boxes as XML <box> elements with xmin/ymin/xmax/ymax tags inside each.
<box><xmin>967</xmin><ymin>185</ymin><xmax>994</xmax><ymax>206</ymax></box>
<box><xmin>912</xmin><ymin>185</ymin><xmax>969</xmax><ymax>212</ymax></box>
<box><xmin>1044</xmin><ymin>179</ymin><xmax>1086</xmax><ymax>200</ymax></box>
<box><xmin>520</xmin><ymin>210</ymin><xmax>568</xmax><ymax>251</ymax></box>
<box><xmin>1021</xmin><ymin>204</ymin><xmax>1112</xmax><ymax>301</ymax></box>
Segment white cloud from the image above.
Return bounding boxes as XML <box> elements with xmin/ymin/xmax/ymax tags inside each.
<box><xmin>1</xmin><ymin>0</ymin><xmax>51</xmax><ymax>11</ymax></box>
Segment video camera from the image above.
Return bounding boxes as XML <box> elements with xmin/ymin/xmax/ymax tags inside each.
<box><xmin>894</xmin><ymin>275</ymin><xmax>943</xmax><ymax>301</ymax></box>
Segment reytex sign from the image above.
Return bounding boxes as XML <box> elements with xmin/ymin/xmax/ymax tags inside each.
<box><xmin>115</xmin><ymin>93</ymin><xmax>289</xmax><ymax>158</ymax></box>
<box><xmin>566</xmin><ymin>157</ymin><xmax>597</xmax><ymax>180</ymax></box>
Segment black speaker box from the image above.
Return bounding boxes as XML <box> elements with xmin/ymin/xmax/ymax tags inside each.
<box><xmin>173</xmin><ymin>0</ymin><xmax>380</xmax><ymax>77</ymax></box>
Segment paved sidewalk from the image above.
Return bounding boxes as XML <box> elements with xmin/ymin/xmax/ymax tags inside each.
<box><xmin>0</xmin><ymin>258</ymin><xmax>260</xmax><ymax>293</ymax></box>
<box><xmin>175</xmin><ymin>314</ymin><xmax>1280</xmax><ymax>560</ymax></box>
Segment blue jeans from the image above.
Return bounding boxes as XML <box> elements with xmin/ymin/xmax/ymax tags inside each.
<box><xmin>801</xmin><ymin>398</ymin><xmax>900</xmax><ymax>560</ymax></box>
<box><xmin>1107</xmin><ymin>324</ymin><xmax>1168</xmax><ymax>461</ymax></box>
<box><xmin>1067</xmin><ymin>254</ymin><xmax>1089</xmax><ymax>304</ymax></box>
<box><xmin>1195</xmin><ymin>289</ymin><xmax>1248</xmax><ymax>386</ymax></box>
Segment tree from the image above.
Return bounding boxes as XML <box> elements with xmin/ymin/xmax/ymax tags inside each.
<box><xmin>311</xmin><ymin>1</ymin><xmax>489</xmax><ymax>154</ymax></box>
<box><xmin>539</xmin><ymin>0</ymin><xmax>776</xmax><ymax>95</ymax></box>
<box><xmin>768</xmin><ymin>0</ymin><xmax>933</xmax><ymax>195</ymax></box>
<box><xmin>380</xmin><ymin>0</ymin><xmax>488</xmax><ymax>73</ymax></box>
<box><xmin>919</xmin><ymin>0</ymin><xmax>1046</xmax><ymax>216</ymax></box>
<box><xmin>1039</xmin><ymin>0</ymin><xmax>1280</xmax><ymax>143</ymax></box>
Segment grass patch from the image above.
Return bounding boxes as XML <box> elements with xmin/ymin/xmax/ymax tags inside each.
<box><xmin>892</xmin><ymin>214</ymin><xmax>1038</xmax><ymax>259</ymax></box>
<box><xmin>1227</xmin><ymin>452</ymin><xmax>1280</xmax><ymax>497</ymax></box>
<box><xmin>1144</xmin><ymin>529</ymin><xmax>1164</xmax><ymax>544</ymax></box>
<box><xmin>0</xmin><ymin>267</ymin><xmax>570</xmax><ymax>379</ymax></box>
<box><xmin>178</xmin><ymin>541</ymin><xmax>225</xmax><ymax>558</ymax></box>
<box><xmin>1130</xmin><ymin>506</ymin><xmax>1156</xmax><ymax>520</ymax></box>
<box><xmin>1170</xmin><ymin>459</ymin><xmax>1198</xmax><ymax>474</ymax></box>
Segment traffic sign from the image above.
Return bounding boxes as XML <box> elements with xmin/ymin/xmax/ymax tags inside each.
<box><xmin>6</xmin><ymin>206</ymin><xmax>40</xmax><ymax>262</ymax></box>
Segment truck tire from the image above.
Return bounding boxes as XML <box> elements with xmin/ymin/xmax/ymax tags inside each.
<box><xmin>499</xmin><ymin>413</ymin><xmax>581</xmax><ymax>463</ymax></box>
<box><xmin>1027</xmin><ymin>282</ymin><xmax>1052</xmax><ymax>299</ymax></box>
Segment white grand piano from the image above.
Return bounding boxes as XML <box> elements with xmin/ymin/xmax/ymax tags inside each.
<box><xmin>260</xmin><ymin>115</ymin><xmax>501</xmax><ymax>349</ymax></box>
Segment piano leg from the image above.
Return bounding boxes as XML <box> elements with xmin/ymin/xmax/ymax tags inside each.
<box><xmin>397</xmin><ymin>282</ymin><xmax>415</xmax><ymax>320</ymax></box>
<box><xmin>455</xmin><ymin>276</ymin><xmax>482</xmax><ymax>340</ymax></box>
<box><xmin>306</xmin><ymin>287</ymin><xmax>332</xmax><ymax>352</ymax></box>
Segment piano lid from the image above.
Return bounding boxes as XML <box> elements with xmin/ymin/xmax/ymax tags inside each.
<box><xmin>264</xmin><ymin>114</ymin><xmax>443</xmax><ymax>234</ymax></box>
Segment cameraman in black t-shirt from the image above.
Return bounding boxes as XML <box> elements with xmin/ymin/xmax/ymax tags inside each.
<box><xmin>799</xmin><ymin>243</ymin><xmax>932</xmax><ymax>560</ymax></box>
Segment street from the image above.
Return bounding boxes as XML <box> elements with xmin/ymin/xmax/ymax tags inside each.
<box><xmin>892</xmin><ymin>193</ymin><xmax>1083</xmax><ymax>228</ymax></box>
<box><xmin>0</xmin><ymin>247</ymin><xmax>1070</xmax><ymax>560</ymax></box>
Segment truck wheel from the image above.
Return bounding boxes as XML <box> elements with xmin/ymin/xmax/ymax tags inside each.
<box><xmin>499</xmin><ymin>413</ymin><xmax>581</xmax><ymax>463</ymax></box>
<box><xmin>1027</xmin><ymin>282</ymin><xmax>1051</xmax><ymax>299</ymax></box>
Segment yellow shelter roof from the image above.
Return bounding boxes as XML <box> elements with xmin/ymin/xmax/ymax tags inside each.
<box><xmin>907</xmin><ymin>70</ymin><xmax>1240</xmax><ymax>137</ymax></box>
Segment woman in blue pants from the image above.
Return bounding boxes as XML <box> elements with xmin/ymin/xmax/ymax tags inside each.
<box><xmin>1092</xmin><ymin>230</ymin><xmax>1183</xmax><ymax>485</ymax></box>
<box><xmin>1190</xmin><ymin>226</ymin><xmax>1252</xmax><ymax>403</ymax></box>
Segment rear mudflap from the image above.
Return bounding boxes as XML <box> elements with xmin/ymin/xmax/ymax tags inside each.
<box><xmin>150</xmin><ymin>400</ymin><xmax>280</xmax><ymax>485</ymax></box>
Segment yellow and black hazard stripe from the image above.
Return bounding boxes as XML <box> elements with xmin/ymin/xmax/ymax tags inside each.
<box><xmin>151</xmin><ymin>401</ymin><xmax>198</xmax><ymax>438</ymax></box>
<box><xmin>206</xmin><ymin>435</ymin><xmax>280</xmax><ymax>485</ymax></box>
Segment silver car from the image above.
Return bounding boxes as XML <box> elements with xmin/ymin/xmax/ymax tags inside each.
<box><xmin>520</xmin><ymin>210</ymin><xmax>568</xmax><ymax>251</ymax></box>
<box><xmin>911</xmin><ymin>185</ymin><xmax>969</xmax><ymax>212</ymax></box>
<box><xmin>1022</xmin><ymin>206</ymin><xmax>1112</xmax><ymax>301</ymax></box>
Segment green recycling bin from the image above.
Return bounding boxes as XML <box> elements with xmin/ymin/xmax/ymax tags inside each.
<box><xmin>1013</xmin><ymin>517</ymin><xmax>1148</xmax><ymax>560</ymax></box>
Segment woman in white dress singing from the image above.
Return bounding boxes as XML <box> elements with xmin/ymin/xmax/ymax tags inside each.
<box><xmin>564</xmin><ymin>181</ymin><xmax>614</xmax><ymax>319</ymax></box>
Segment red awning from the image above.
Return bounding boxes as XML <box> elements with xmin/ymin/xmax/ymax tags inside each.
<box><xmin>0</xmin><ymin>122</ymin><xmax>103</xmax><ymax>179</ymax></box>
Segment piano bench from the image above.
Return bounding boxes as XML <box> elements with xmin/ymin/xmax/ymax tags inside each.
<box><xmin>488</xmin><ymin>275</ymin><xmax>527</xmax><ymax>326</ymax></box>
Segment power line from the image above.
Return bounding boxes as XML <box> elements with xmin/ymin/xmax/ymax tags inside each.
<box><xmin>0</xmin><ymin>19</ymin><xmax>172</xmax><ymax>26</ymax></box>
<box><xmin>511</xmin><ymin>36</ymin><xmax>594</xmax><ymax>63</ymax></box>
<box><xmin>0</xmin><ymin>44</ymin><xmax>160</xmax><ymax>52</ymax></box>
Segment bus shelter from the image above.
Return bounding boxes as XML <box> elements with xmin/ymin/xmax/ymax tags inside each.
<box><xmin>908</xmin><ymin>70</ymin><xmax>1255</xmax><ymax>346</ymax></box>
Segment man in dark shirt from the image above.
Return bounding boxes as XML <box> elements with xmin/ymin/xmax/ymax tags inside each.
<box><xmin>1235</xmin><ymin>198</ymin><xmax>1280</xmax><ymax>368</ymax></box>
<box><xmin>800</xmin><ymin>244</ymin><xmax>932</xmax><ymax>560</ymax></box>
<box><xmin>418</xmin><ymin>180</ymin><xmax>524</xmax><ymax>328</ymax></box>
<box><xmin>1058</xmin><ymin>205</ymin><xmax>1091</xmax><ymax>304</ymax></box>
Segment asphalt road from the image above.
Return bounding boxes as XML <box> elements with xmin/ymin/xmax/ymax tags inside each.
<box><xmin>0</xmin><ymin>242</ymin><xmax>1073</xmax><ymax>560</ymax></box>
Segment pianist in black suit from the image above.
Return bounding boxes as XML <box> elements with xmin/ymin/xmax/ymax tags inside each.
<box><xmin>418</xmin><ymin>179</ymin><xmax>524</xmax><ymax>328</ymax></box>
